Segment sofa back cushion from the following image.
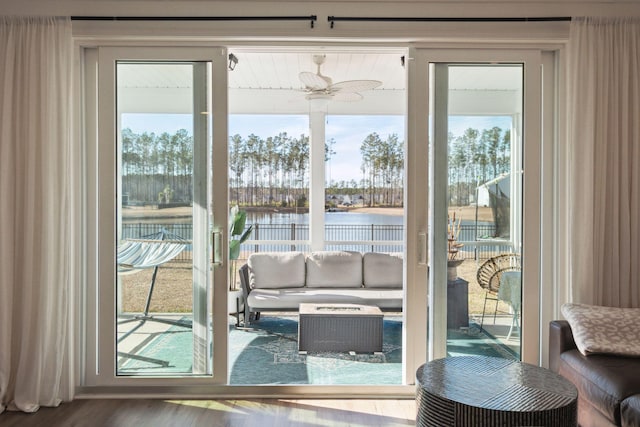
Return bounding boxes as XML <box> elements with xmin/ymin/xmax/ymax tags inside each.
<box><xmin>248</xmin><ymin>251</ymin><xmax>306</xmax><ymax>289</ymax></box>
<box><xmin>306</xmin><ymin>251</ymin><xmax>363</xmax><ymax>288</ymax></box>
<box><xmin>363</xmin><ymin>252</ymin><xmax>403</xmax><ymax>288</ymax></box>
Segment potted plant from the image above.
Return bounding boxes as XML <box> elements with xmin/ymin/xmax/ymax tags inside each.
<box><xmin>447</xmin><ymin>211</ymin><xmax>464</xmax><ymax>281</ymax></box>
<box><xmin>228</xmin><ymin>205</ymin><xmax>253</xmax><ymax>314</ymax></box>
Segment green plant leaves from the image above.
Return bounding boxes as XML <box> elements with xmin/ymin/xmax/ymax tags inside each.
<box><xmin>229</xmin><ymin>205</ymin><xmax>253</xmax><ymax>261</ymax></box>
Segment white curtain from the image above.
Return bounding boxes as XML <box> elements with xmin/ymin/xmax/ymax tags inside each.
<box><xmin>0</xmin><ymin>17</ymin><xmax>75</xmax><ymax>412</ymax></box>
<box><xmin>568</xmin><ymin>17</ymin><xmax>640</xmax><ymax>307</ymax></box>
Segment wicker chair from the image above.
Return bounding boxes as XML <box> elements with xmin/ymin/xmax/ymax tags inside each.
<box><xmin>476</xmin><ymin>253</ymin><xmax>521</xmax><ymax>331</ymax></box>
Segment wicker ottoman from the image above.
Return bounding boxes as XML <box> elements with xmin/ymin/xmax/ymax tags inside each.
<box><xmin>298</xmin><ymin>303</ymin><xmax>383</xmax><ymax>352</ymax></box>
<box><xmin>416</xmin><ymin>356</ymin><xmax>577</xmax><ymax>427</ymax></box>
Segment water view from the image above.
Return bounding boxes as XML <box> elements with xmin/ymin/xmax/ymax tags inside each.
<box><xmin>247</xmin><ymin>210</ymin><xmax>403</xmax><ymax>226</ymax></box>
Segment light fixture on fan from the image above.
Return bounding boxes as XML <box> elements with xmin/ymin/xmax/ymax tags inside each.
<box><xmin>306</xmin><ymin>93</ymin><xmax>332</xmax><ymax>112</ymax></box>
<box><xmin>298</xmin><ymin>54</ymin><xmax>382</xmax><ymax>102</ymax></box>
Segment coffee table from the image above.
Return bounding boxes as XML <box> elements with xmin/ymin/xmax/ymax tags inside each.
<box><xmin>298</xmin><ymin>303</ymin><xmax>383</xmax><ymax>352</ymax></box>
<box><xmin>416</xmin><ymin>356</ymin><xmax>577</xmax><ymax>426</ymax></box>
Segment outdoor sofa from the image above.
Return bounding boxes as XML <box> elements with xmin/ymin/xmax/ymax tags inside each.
<box><xmin>239</xmin><ymin>250</ymin><xmax>403</xmax><ymax>324</ymax></box>
<box><xmin>549</xmin><ymin>304</ymin><xmax>640</xmax><ymax>427</ymax></box>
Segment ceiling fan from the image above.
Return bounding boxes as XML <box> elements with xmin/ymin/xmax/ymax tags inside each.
<box><xmin>298</xmin><ymin>54</ymin><xmax>382</xmax><ymax>102</ymax></box>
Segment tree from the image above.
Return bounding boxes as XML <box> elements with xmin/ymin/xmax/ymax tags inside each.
<box><xmin>173</xmin><ymin>129</ymin><xmax>192</xmax><ymax>201</ymax></box>
<box><xmin>229</xmin><ymin>134</ymin><xmax>244</xmax><ymax>204</ymax></box>
<box><xmin>449</xmin><ymin>133</ymin><xmax>467</xmax><ymax>205</ymax></box>
<box><xmin>121</xmin><ymin>121</ymin><xmax>515</xmax><ymax>214</ymax></box>
<box><xmin>157</xmin><ymin>132</ymin><xmax>173</xmax><ymax>197</ymax></box>
<box><xmin>135</xmin><ymin>131</ymin><xmax>157</xmax><ymax>202</ymax></box>
<box><xmin>264</xmin><ymin>135</ymin><xmax>282</xmax><ymax>205</ymax></box>
<box><xmin>482</xmin><ymin>126</ymin><xmax>502</xmax><ymax>178</ymax></box>
<box><xmin>360</xmin><ymin>132</ymin><xmax>383</xmax><ymax>206</ymax></box>
<box><xmin>244</xmin><ymin>134</ymin><xmax>261</xmax><ymax>205</ymax></box>
<box><xmin>445</xmin><ymin>125</ymin><xmax>512</xmax><ymax>207</ymax></box>
<box><xmin>499</xmin><ymin>129</ymin><xmax>511</xmax><ymax>174</ymax></box>
<box><xmin>293</xmin><ymin>134</ymin><xmax>310</xmax><ymax>203</ymax></box>
<box><xmin>325</xmin><ymin>137</ymin><xmax>337</xmax><ymax>186</ymax></box>
<box><xmin>121</xmin><ymin>128</ymin><xmax>140</xmax><ymax>200</ymax></box>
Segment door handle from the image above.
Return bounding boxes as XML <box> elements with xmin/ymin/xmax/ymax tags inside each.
<box><xmin>418</xmin><ymin>232</ymin><xmax>428</xmax><ymax>265</ymax></box>
<box><xmin>211</xmin><ymin>229</ymin><xmax>223</xmax><ymax>266</ymax></box>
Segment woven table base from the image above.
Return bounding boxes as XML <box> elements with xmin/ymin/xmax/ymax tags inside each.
<box><xmin>416</xmin><ymin>356</ymin><xmax>577</xmax><ymax>427</ymax></box>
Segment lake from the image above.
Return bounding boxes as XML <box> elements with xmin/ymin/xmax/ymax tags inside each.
<box><xmin>247</xmin><ymin>211</ymin><xmax>403</xmax><ymax>226</ymax></box>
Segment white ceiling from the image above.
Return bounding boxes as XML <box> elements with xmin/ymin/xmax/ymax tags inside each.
<box><xmin>117</xmin><ymin>51</ymin><xmax>522</xmax><ymax>116</ymax></box>
<box><xmin>230</xmin><ymin>51</ymin><xmax>406</xmax><ymax>91</ymax></box>
<box><xmin>229</xmin><ymin>50</ymin><xmax>406</xmax><ymax>115</ymax></box>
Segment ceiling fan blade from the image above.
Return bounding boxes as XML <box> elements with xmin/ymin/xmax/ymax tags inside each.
<box><xmin>332</xmin><ymin>92</ymin><xmax>364</xmax><ymax>102</ymax></box>
<box><xmin>329</xmin><ymin>79</ymin><xmax>382</xmax><ymax>93</ymax></box>
<box><xmin>299</xmin><ymin>72</ymin><xmax>329</xmax><ymax>90</ymax></box>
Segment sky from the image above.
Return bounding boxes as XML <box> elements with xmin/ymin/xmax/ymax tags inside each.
<box><xmin>122</xmin><ymin>113</ymin><xmax>512</xmax><ymax>182</ymax></box>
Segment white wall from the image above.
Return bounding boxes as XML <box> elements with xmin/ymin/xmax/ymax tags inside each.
<box><xmin>3</xmin><ymin>0</ymin><xmax>640</xmax><ymax>18</ymax></box>
<box><xmin>1</xmin><ymin>1</ymin><xmax>639</xmax><ymax>44</ymax></box>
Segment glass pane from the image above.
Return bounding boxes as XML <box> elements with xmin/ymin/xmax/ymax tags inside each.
<box><xmin>115</xmin><ymin>62</ymin><xmax>212</xmax><ymax>376</ymax></box>
<box><xmin>445</xmin><ymin>65</ymin><xmax>522</xmax><ymax>360</ymax></box>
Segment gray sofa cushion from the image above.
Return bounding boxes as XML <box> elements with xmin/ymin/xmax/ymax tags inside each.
<box><xmin>247</xmin><ymin>251</ymin><xmax>306</xmax><ymax>289</ymax></box>
<box><xmin>363</xmin><ymin>252</ymin><xmax>402</xmax><ymax>288</ymax></box>
<box><xmin>247</xmin><ymin>287</ymin><xmax>403</xmax><ymax>310</ymax></box>
<box><xmin>622</xmin><ymin>394</ymin><xmax>640</xmax><ymax>427</ymax></box>
<box><xmin>305</xmin><ymin>251</ymin><xmax>363</xmax><ymax>288</ymax></box>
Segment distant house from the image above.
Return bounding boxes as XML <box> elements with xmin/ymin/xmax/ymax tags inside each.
<box><xmin>477</xmin><ymin>173</ymin><xmax>509</xmax><ymax>207</ymax></box>
<box><xmin>477</xmin><ymin>173</ymin><xmax>510</xmax><ymax>237</ymax></box>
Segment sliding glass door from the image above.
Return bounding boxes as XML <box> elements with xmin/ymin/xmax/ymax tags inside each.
<box><xmin>83</xmin><ymin>43</ymin><xmax>551</xmax><ymax>393</ymax></box>
<box><xmin>87</xmin><ymin>47</ymin><xmax>229</xmax><ymax>385</ymax></box>
<box><xmin>408</xmin><ymin>49</ymin><xmax>543</xmax><ymax>365</ymax></box>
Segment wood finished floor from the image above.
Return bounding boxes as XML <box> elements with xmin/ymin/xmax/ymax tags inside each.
<box><xmin>0</xmin><ymin>398</ymin><xmax>417</xmax><ymax>426</ymax></box>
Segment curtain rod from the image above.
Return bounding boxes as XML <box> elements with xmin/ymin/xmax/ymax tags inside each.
<box><xmin>327</xmin><ymin>16</ymin><xmax>571</xmax><ymax>28</ymax></box>
<box><xmin>71</xmin><ymin>15</ymin><xmax>318</xmax><ymax>28</ymax></box>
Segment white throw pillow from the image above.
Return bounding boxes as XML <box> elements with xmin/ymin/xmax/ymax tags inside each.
<box><xmin>561</xmin><ymin>303</ymin><xmax>640</xmax><ymax>357</ymax></box>
<box><xmin>248</xmin><ymin>252</ymin><xmax>306</xmax><ymax>289</ymax></box>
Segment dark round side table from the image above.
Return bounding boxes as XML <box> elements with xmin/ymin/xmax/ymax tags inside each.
<box><xmin>416</xmin><ymin>356</ymin><xmax>577</xmax><ymax>427</ymax></box>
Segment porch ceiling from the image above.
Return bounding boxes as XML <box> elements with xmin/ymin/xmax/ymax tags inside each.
<box><xmin>117</xmin><ymin>50</ymin><xmax>522</xmax><ymax>116</ymax></box>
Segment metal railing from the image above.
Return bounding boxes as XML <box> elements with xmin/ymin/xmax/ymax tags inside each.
<box><xmin>121</xmin><ymin>222</ymin><xmax>506</xmax><ymax>261</ymax></box>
